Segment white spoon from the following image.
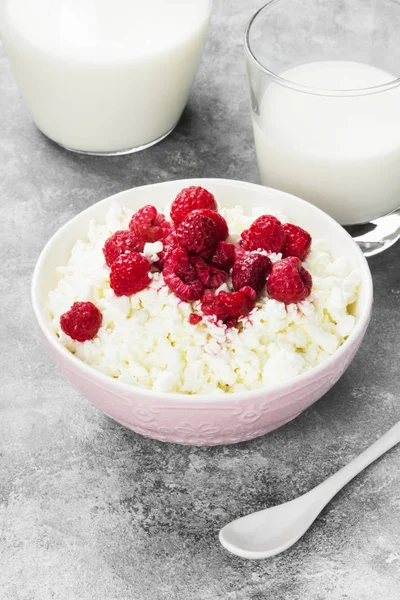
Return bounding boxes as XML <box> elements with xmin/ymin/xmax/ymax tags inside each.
<box><xmin>219</xmin><ymin>421</ymin><xmax>400</xmax><ymax>560</ymax></box>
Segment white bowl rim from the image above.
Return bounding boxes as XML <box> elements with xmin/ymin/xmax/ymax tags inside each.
<box><xmin>31</xmin><ymin>177</ymin><xmax>373</xmax><ymax>403</ymax></box>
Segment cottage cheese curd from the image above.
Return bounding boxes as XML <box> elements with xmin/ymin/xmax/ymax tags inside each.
<box><xmin>47</xmin><ymin>203</ymin><xmax>361</xmax><ymax>394</ymax></box>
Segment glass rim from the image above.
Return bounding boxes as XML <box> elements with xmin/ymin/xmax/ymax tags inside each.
<box><xmin>244</xmin><ymin>0</ymin><xmax>400</xmax><ymax>97</ymax></box>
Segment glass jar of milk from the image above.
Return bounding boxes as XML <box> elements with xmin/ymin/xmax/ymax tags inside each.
<box><xmin>245</xmin><ymin>0</ymin><xmax>400</xmax><ymax>231</ymax></box>
<box><xmin>1</xmin><ymin>0</ymin><xmax>212</xmax><ymax>154</ymax></box>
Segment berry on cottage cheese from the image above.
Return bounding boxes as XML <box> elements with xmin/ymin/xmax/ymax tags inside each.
<box><xmin>232</xmin><ymin>251</ymin><xmax>272</xmax><ymax>293</ymax></box>
<box><xmin>282</xmin><ymin>223</ymin><xmax>312</xmax><ymax>261</ymax></box>
<box><xmin>190</xmin><ymin>256</ymin><xmax>228</xmax><ymax>289</ymax></box>
<box><xmin>103</xmin><ymin>230</ymin><xmax>144</xmax><ymax>267</ymax></box>
<box><xmin>240</xmin><ymin>214</ymin><xmax>286</xmax><ymax>253</ymax></box>
<box><xmin>170</xmin><ymin>186</ymin><xmax>217</xmax><ymax>225</ymax></box>
<box><xmin>129</xmin><ymin>204</ymin><xmax>171</xmax><ymax>243</ymax></box>
<box><xmin>198</xmin><ymin>209</ymin><xmax>229</xmax><ymax>242</ymax></box>
<box><xmin>201</xmin><ymin>286</ymin><xmax>256</xmax><ymax>324</ymax></box>
<box><xmin>267</xmin><ymin>257</ymin><xmax>312</xmax><ymax>304</ymax></box>
<box><xmin>60</xmin><ymin>301</ymin><xmax>102</xmax><ymax>342</ymax></box>
<box><xmin>209</xmin><ymin>241</ymin><xmax>236</xmax><ymax>272</ymax></box>
<box><xmin>109</xmin><ymin>252</ymin><xmax>151</xmax><ymax>297</ymax></box>
<box><xmin>163</xmin><ymin>246</ymin><xmax>204</xmax><ymax>301</ymax></box>
<box><xmin>176</xmin><ymin>209</ymin><xmax>226</xmax><ymax>255</ymax></box>
<box><xmin>48</xmin><ymin>193</ymin><xmax>361</xmax><ymax>395</ymax></box>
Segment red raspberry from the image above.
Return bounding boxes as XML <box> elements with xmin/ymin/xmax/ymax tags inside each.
<box><xmin>209</xmin><ymin>241</ymin><xmax>236</xmax><ymax>272</ymax></box>
<box><xmin>154</xmin><ymin>231</ymin><xmax>178</xmax><ymax>270</ymax></box>
<box><xmin>205</xmin><ymin>265</ymin><xmax>228</xmax><ymax>289</ymax></box>
<box><xmin>103</xmin><ymin>230</ymin><xmax>144</xmax><ymax>267</ymax></box>
<box><xmin>110</xmin><ymin>252</ymin><xmax>151</xmax><ymax>297</ymax></box>
<box><xmin>163</xmin><ymin>246</ymin><xmax>204</xmax><ymax>302</ymax></box>
<box><xmin>197</xmin><ymin>209</ymin><xmax>228</xmax><ymax>242</ymax></box>
<box><xmin>190</xmin><ymin>256</ymin><xmax>228</xmax><ymax>289</ymax></box>
<box><xmin>129</xmin><ymin>205</ymin><xmax>172</xmax><ymax>243</ymax></box>
<box><xmin>164</xmin><ymin>231</ymin><xmax>178</xmax><ymax>253</ymax></box>
<box><xmin>189</xmin><ymin>313</ymin><xmax>202</xmax><ymax>325</ymax></box>
<box><xmin>281</xmin><ymin>223</ymin><xmax>312</xmax><ymax>261</ymax></box>
<box><xmin>267</xmin><ymin>257</ymin><xmax>312</xmax><ymax>304</ymax></box>
<box><xmin>176</xmin><ymin>210</ymin><xmax>221</xmax><ymax>255</ymax></box>
<box><xmin>170</xmin><ymin>186</ymin><xmax>217</xmax><ymax>225</ymax></box>
<box><xmin>232</xmin><ymin>252</ymin><xmax>272</xmax><ymax>293</ymax></box>
<box><xmin>60</xmin><ymin>301</ymin><xmax>102</xmax><ymax>342</ymax></box>
<box><xmin>240</xmin><ymin>215</ymin><xmax>286</xmax><ymax>253</ymax></box>
<box><xmin>201</xmin><ymin>286</ymin><xmax>256</xmax><ymax>324</ymax></box>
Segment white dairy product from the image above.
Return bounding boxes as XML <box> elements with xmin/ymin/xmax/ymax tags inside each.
<box><xmin>2</xmin><ymin>0</ymin><xmax>211</xmax><ymax>152</ymax></box>
<box><xmin>143</xmin><ymin>241</ymin><xmax>163</xmax><ymax>263</ymax></box>
<box><xmin>253</xmin><ymin>61</ymin><xmax>400</xmax><ymax>225</ymax></box>
<box><xmin>47</xmin><ymin>202</ymin><xmax>360</xmax><ymax>395</ymax></box>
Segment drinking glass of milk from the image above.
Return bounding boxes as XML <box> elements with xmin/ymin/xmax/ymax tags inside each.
<box><xmin>1</xmin><ymin>0</ymin><xmax>212</xmax><ymax>154</ymax></box>
<box><xmin>245</xmin><ymin>0</ymin><xmax>400</xmax><ymax>255</ymax></box>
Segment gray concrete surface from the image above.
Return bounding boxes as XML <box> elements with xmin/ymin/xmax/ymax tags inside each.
<box><xmin>1</xmin><ymin>1</ymin><xmax>400</xmax><ymax>598</ymax></box>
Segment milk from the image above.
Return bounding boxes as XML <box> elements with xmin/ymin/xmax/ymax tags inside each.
<box><xmin>2</xmin><ymin>0</ymin><xmax>211</xmax><ymax>153</ymax></box>
<box><xmin>253</xmin><ymin>61</ymin><xmax>400</xmax><ymax>224</ymax></box>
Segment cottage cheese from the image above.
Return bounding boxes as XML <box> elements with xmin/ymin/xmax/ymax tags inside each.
<box><xmin>47</xmin><ymin>203</ymin><xmax>361</xmax><ymax>394</ymax></box>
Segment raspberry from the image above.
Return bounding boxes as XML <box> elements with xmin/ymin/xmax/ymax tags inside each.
<box><xmin>191</xmin><ymin>256</ymin><xmax>228</xmax><ymax>289</ymax></box>
<box><xmin>197</xmin><ymin>209</ymin><xmax>228</xmax><ymax>242</ymax></box>
<box><xmin>189</xmin><ymin>313</ymin><xmax>202</xmax><ymax>325</ymax></box>
<box><xmin>205</xmin><ymin>265</ymin><xmax>228</xmax><ymax>289</ymax></box>
<box><xmin>232</xmin><ymin>252</ymin><xmax>272</xmax><ymax>293</ymax></box>
<box><xmin>110</xmin><ymin>252</ymin><xmax>151</xmax><ymax>297</ymax></box>
<box><xmin>129</xmin><ymin>205</ymin><xmax>172</xmax><ymax>243</ymax></box>
<box><xmin>240</xmin><ymin>215</ymin><xmax>286</xmax><ymax>253</ymax></box>
<box><xmin>132</xmin><ymin>204</ymin><xmax>157</xmax><ymax>224</ymax></box>
<box><xmin>170</xmin><ymin>186</ymin><xmax>217</xmax><ymax>225</ymax></box>
<box><xmin>209</xmin><ymin>241</ymin><xmax>236</xmax><ymax>272</ymax></box>
<box><xmin>267</xmin><ymin>257</ymin><xmax>312</xmax><ymax>304</ymax></box>
<box><xmin>163</xmin><ymin>231</ymin><xmax>178</xmax><ymax>253</ymax></box>
<box><xmin>103</xmin><ymin>230</ymin><xmax>144</xmax><ymax>267</ymax></box>
<box><xmin>154</xmin><ymin>231</ymin><xmax>178</xmax><ymax>270</ymax></box>
<box><xmin>163</xmin><ymin>246</ymin><xmax>204</xmax><ymax>301</ymax></box>
<box><xmin>201</xmin><ymin>286</ymin><xmax>256</xmax><ymax>324</ymax></box>
<box><xmin>176</xmin><ymin>210</ymin><xmax>220</xmax><ymax>255</ymax></box>
<box><xmin>60</xmin><ymin>301</ymin><xmax>102</xmax><ymax>342</ymax></box>
<box><xmin>281</xmin><ymin>223</ymin><xmax>312</xmax><ymax>261</ymax></box>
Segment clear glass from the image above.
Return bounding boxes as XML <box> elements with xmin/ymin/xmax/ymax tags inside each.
<box><xmin>1</xmin><ymin>0</ymin><xmax>212</xmax><ymax>155</ymax></box>
<box><xmin>245</xmin><ymin>0</ymin><xmax>400</xmax><ymax>256</ymax></box>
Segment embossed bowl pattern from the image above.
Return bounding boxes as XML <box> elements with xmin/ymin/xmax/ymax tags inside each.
<box><xmin>32</xmin><ymin>179</ymin><xmax>373</xmax><ymax>445</ymax></box>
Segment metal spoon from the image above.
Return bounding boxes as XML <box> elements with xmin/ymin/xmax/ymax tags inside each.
<box><xmin>346</xmin><ymin>209</ymin><xmax>400</xmax><ymax>257</ymax></box>
<box><xmin>219</xmin><ymin>421</ymin><xmax>400</xmax><ymax>560</ymax></box>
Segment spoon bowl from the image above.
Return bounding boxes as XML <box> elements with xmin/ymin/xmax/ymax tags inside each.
<box><xmin>220</xmin><ymin>493</ymin><xmax>319</xmax><ymax>559</ymax></box>
<box><xmin>346</xmin><ymin>208</ymin><xmax>400</xmax><ymax>257</ymax></box>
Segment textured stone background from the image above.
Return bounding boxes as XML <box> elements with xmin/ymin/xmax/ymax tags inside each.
<box><xmin>1</xmin><ymin>1</ymin><xmax>400</xmax><ymax>598</ymax></box>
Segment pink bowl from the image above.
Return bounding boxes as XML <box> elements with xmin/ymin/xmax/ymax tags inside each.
<box><xmin>31</xmin><ymin>179</ymin><xmax>373</xmax><ymax>446</ymax></box>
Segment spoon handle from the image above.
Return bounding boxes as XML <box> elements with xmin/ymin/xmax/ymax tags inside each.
<box><xmin>314</xmin><ymin>421</ymin><xmax>400</xmax><ymax>506</ymax></box>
